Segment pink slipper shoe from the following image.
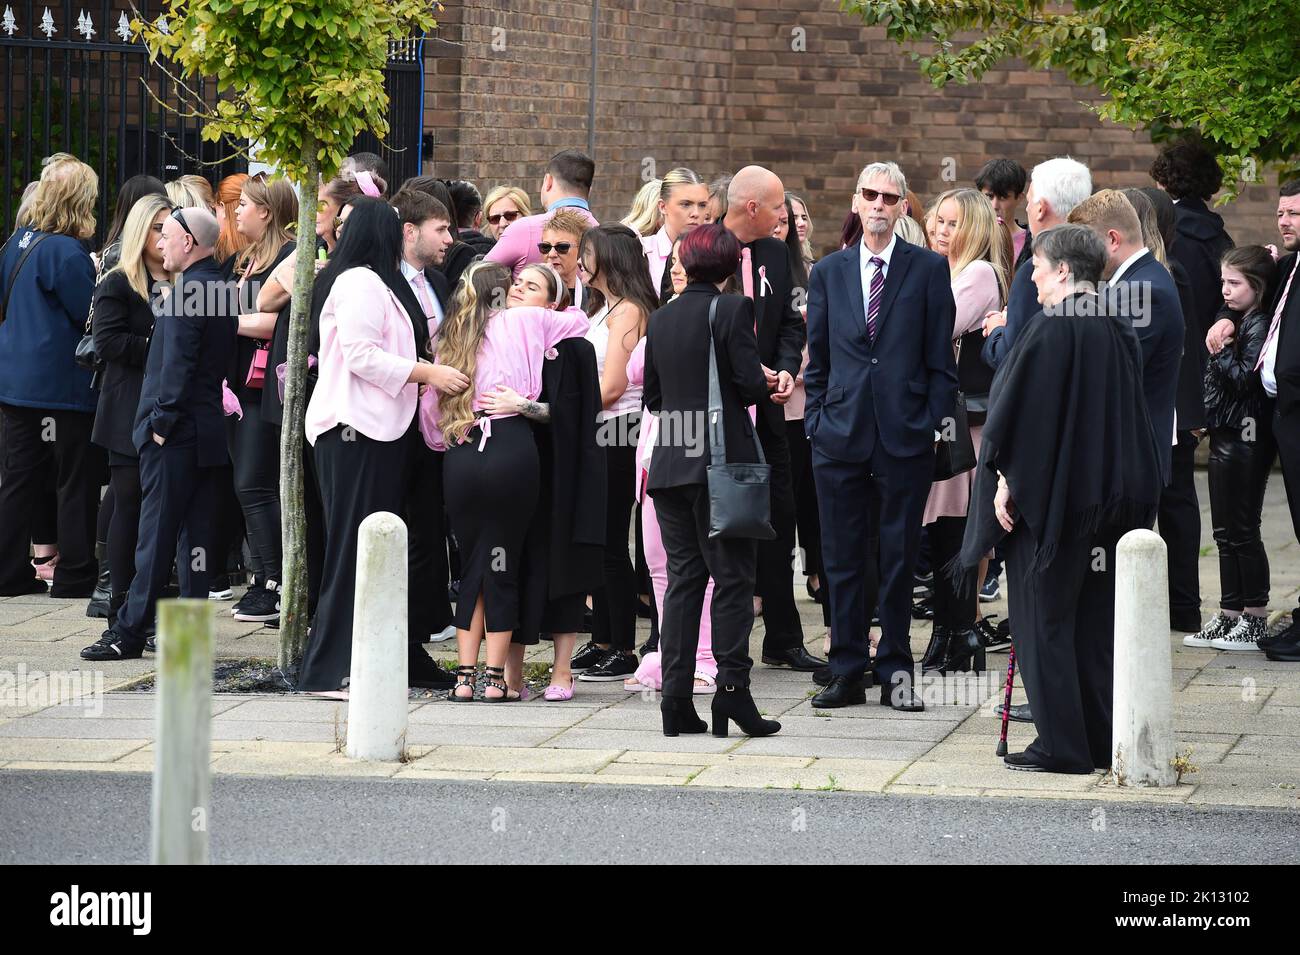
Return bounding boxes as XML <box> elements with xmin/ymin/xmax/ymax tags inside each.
<box><xmin>543</xmin><ymin>678</ymin><xmax>575</xmax><ymax>702</ymax></box>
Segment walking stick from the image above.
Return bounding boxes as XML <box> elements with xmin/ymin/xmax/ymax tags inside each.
<box><xmin>996</xmin><ymin>647</ymin><xmax>1017</xmax><ymax>757</ymax></box>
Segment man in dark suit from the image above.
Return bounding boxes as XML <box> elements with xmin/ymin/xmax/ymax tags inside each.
<box><xmin>1151</xmin><ymin>143</ymin><xmax>1235</xmax><ymax>632</ymax></box>
<box><xmin>805</xmin><ymin>161</ymin><xmax>957</xmax><ymax>710</ymax></box>
<box><xmin>721</xmin><ymin>165</ymin><xmax>824</xmax><ymax>672</ymax></box>
<box><xmin>82</xmin><ymin>207</ymin><xmax>236</xmax><ymax>660</ymax></box>
<box><xmin>1070</xmin><ymin>190</ymin><xmax>1184</xmax><ymax>486</ymax></box>
<box><xmin>1249</xmin><ymin>180</ymin><xmax>1300</xmax><ymax>660</ymax></box>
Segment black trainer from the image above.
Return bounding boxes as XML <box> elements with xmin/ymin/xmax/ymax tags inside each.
<box><xmin>571</xmin><ymin>640</ymin><xmax>607</xmax><ymax>672</ymax></box>
<box><xmin>80</xmin><ymin>630</ymin><xmax>144</xmax><ymax>661</ymax></box>
<box><xmin>578</xmin><ymin>649</ymin><xmax>638</xmax><ymax>682</ymax></box>
<box><xmin>233</xmin><ymin>580</ymin><xmax>280</xmax><ymax>624</ymax></box>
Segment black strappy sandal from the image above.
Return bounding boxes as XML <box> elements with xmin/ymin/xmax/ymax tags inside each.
<box><xmin>481</xmin><ymin>664</ymin><xmax>513</xmax><ymax>703</ymax></box>
<box><xmin>448</xmin><ymin>664</ymin><xmax>477</xmax><ymax>702</ymax></box>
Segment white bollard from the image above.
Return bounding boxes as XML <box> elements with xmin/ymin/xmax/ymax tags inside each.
<box><xmin>1111</xmin><ymin>529</ymin><xmax>1176</xmax><ymax>786</ymax></box>
<box><xmin>151</xmin><ymin>599</ymin><xmax>213</xmax><ymax>865</ymax></box>
<box><xmin>346</xmin><ymin>511</ymin><xmax>409</xmax><ymax>761</ymax></box>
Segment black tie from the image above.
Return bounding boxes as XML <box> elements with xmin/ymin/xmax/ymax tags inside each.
<box><xmin>659</xmin><ymin>250</ymin><xmax>675</xmax><ymax>305</ymax></box>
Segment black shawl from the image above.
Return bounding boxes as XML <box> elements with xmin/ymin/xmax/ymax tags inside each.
<box><xmin>952</xmin><ymin>292</ymin><xmax>1162</xmax><ymax>585</ymax></box>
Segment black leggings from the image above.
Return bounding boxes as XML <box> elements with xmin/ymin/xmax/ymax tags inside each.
<box><xmin>592</xmin><ymin>440</ymin><xmax>638</xmax><ymax>652</ymax></box>
<box><xmin>1208</xmin><ymin>422</ymin><xmax>1274</xmax><ymax>610</ymax></box>
<box><xmin>108</xmin><ymin>462</ymin><xmax>142</xmax><ymax>612</ymax></box>
<box><xmin>929</xmin><ymin>515</ymin><xmax>977</xmax><ymax>629</ymax></box>
<box><xmin>227</xmin><ymin>395</ymin><xmax>282</xmax><ymax>584</ymax></box>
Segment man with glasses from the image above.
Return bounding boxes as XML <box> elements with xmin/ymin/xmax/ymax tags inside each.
<box><xmin>82</xmin><ymin>207</ymin><xmax>237</xmax><ymax>660</ymax></box>
<box><xmin>485</xmin><ymin>150</ymin><xmax>598</xmax><ymax>276</ymax></box>
<box><xmin>804</xmin><ymin>162</ymin><xmax>958</xmax><ymax>711</ymax></box>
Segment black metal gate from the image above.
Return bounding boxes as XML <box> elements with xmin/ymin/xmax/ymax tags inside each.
<box><xmin>3</xmin><ymin>1</ymin><xmax>427</xmax><ymax>244</ymax></box>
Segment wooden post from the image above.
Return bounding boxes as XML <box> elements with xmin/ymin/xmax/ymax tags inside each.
<box><xmin>150</xmin><ymin>599</ymin><xmax>213</xmax><ymax>864</ymax></box>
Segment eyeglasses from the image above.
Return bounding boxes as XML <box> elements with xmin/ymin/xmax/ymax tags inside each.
<box><xmin>171</xmin><ymin>208</ymin><xmax>195</xmax><ymax>240</ymax></box>
<box><xmin>859</xmin><ymin>187</ymin><xmax>902</xmax><ymax>206</ymax></box>
<box><xmin>488</xmin><ymin>210</ymin><xmax>521</xmax><ymax>226</ymax></box>
<box><xmin>538</xmin><ymin>242</ymin><xmax>573</xmax><ymax>255</ymax></box>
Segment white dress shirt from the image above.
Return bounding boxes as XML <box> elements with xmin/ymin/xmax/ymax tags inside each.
<box><xmin>1108</xmin><ymin>247</ymin><xmax>1148</xmax><ymax>285</ymax></box>
<box><xmin>859</xmin><ymin>232</ymin><xmax>898</xmax><ymax>328</ymax></box>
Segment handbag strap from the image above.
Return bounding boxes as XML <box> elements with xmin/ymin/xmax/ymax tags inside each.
<box><xmin>706</xmin><ymin>295</ymin><xmax>767</xmax><ymax>468</ymax></box>
<box><xmin>0</xmin><ymin>231</ymin><xmax>53</xmax><ymax>326</ymax></box>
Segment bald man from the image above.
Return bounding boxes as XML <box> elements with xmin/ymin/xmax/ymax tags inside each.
<box><xmin>722</xmin><ymin>166</ymin><xmax>824</xmax><ymax>672</ymax></box>
<box><xmin>83</xmin><ymin>206</ymin><xmax>238</xmax><ymax>660</ymax></box>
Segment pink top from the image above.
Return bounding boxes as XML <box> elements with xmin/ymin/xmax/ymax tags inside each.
<box><xmin>1012</xmin><ymin>228</ymin><xmax>1028</xmax><ymax>263</ymax></box>
<box><xmin>627</xmin><ymin>338</ymin><xmax>659</xmax><ymax>503</ymax></box>
<box><xmin>642</xmin><ymin>226</ymin><xmax>673</xmax><ymax>293</ymax></box>
<box><xmin>419</xmin><ymin>305</ymin><xmax>591</xmax><ymax>451</ymax></box>
<box><xmin>305</xmin><ymin>267</ymin><xmax>419</xmax><ymax>446</ymax></box>
<box><xmin>483</xmin><ymin>204</ymin><xmax>600</xmax><ymax>277</ymax></box>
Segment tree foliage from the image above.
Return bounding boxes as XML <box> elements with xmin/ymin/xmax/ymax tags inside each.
<box><xmin>841</xmin><ymin>1</ymin><xmax>1300</xmax><ymax>198</ymax></box>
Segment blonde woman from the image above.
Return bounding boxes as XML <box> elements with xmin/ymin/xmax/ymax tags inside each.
<box><xmin>166</xmin><ymin>175</ymin><xmax>214</xmax><ymax>212</ymax></box>
<box><xmin>622</xmin><ymin>178</ymin><xmax>663</xmax><ymax>237</ymax></box>
<box><xmin>420</xmin><ymin>262</ymin><xmax>590</xmax><ymax>701</ymax></box>
<box><xmin>90</xmin><ymin>194</ymin><xmax>174</xmax><ymax>620</ymax></box>
<box><xmin>226</xmin><ymin>174</ymin><xmax>298</xmax><ymax>625</ymax></box>
<box><xmin>482</xmin><ymin>185</ymin><xmax>532</xmax><ymax>240</ymax></box>
<box><xmin>643</xmin><ymin>168</ymin><xmax>708</xmax><ymax>301</ymax></box>
<box><xmin>919</xmin><ymin>187</ymin><xmax>1008</xmax><ymax>674</ymax></box>
<box><xmin>0</xmin><ymin>153</ymin><xmax>102</xmax><ymax>597</ymax></box>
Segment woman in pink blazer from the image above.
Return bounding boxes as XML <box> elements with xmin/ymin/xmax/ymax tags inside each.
<box><xmin>298</xmin><ymin>198</ymin><xmax>468</xmax><ymax>695</ymax></box>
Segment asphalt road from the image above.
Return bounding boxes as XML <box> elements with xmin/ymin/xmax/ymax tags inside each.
<box><xmin>3</xmin><ymin>771</ymin><xmax>1297</xmax><ymax>864</ymax></box>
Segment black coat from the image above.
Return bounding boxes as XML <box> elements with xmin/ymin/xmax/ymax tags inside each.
<box><xmin>439</xmin><ymin>240</ymin><xmax>478</xmax><ymax>294</ymax></box>
<box><xmin>643</xmin><ymin>284</ymin><xmax>769</xmax><ymax>491</ymax></box>
<box><xmin>1170</xmin><ymin>197</ymin><xmax>1234</xmax><ymax>429</ymax></box>
<box><xmin>534</xmin><ymin>336</ymin><xmax>606</xmax><ymax>598</ymax></box>
<box><xmin>734</xmin><ymin>236</ymin><xmax>806</xmax><ymax>432</ymax></box>
<box><xmin>91</xmin><ymin>270</ymin><xmax>157</xmax><ymax>457</ymax></box>
<box><xmin>132</xmin><ymin>256</ymin><xmax>237</xmax><ymax>467</ymax></box>
<box><xmin>1204</xmin><ymin>306</ymin><xmax>1269</xmax><ymax>430</ymax></box>
<box><xmin>1270</xmin><ymin>253</ymin><xmax>1300</xmax><ymax>425</ymax></box>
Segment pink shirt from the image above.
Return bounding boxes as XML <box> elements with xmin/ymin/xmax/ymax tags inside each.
<box><xmin>305</xmin><ymin>267</ymin><xmax>419</xmax><ymax>445</ymax></box>
<box><xmin>483</xmin><ymin>204</ymin><xmax>600</xmax><ymax>277</ymax></box>
<box><xmin>642</xmin><ymin>226</ymin><xmax>673</xmax><ymax>293</ymax></box>
<box><xmin>626</xmin><ymin>338</ymin><xmax>658</xmax><ymax>503</ymax></box>
<box><xmin>419</xmin><ymin>305</ymin><xmax>591</xmax><ymax>451</ymax></box>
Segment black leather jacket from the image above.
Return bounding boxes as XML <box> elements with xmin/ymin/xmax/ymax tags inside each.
<box><xmin>1204</xmin><ymin>306</ymin><xmax>1270</xmax><ymax>430</ymax></box>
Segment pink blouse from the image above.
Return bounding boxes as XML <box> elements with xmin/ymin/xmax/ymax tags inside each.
<box><xmin>419</xmin><ymin>305</ymin><xmax>591</xmax><ymax>451</ymax></box>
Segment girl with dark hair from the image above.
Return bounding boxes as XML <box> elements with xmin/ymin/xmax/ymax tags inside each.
<box><xmin>99</xmin><ymin>175</ymin><xmax>168</xmax><ymax>273</ymax></box>
<box><xmin>571</xmin><ymin>224</ymin><xmax>660</xmax><ymax>683</ymax></box>
<box><xmin>774</xmin><ymin>196</ymin><xmax>808</xmax><ymax>290</ymax></box>
<box><xmin>1190</xmin><ymin>246</ymin><xmax>1279</xmax><ymax>652</ymax></box>
<box><xmin>297</xmin><ymin>196</ymin><xmax>468</xmax><ymax>695</ymax></box>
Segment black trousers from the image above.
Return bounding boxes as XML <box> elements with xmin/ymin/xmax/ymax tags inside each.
<box><xmin>928</xmin><ymin>515</ymin><xmax>977</xmax><ymax>629</ymax></box>
<box><xmin>0</xmin><ymin>404</ymin><xmax>104</xmax><ymax>596</ymax></box>
<box><xmin>302</xmin><ymin>437</ymin><xmax>326</xmax><ymax>617</ymax></box>
<box><xmin>113</xmin><ymin>439</ymin><xmax>217</xmax><ymax>647</ymax></box>
<box><xmin>1005</xmin><ymin>523</ymin><xmax>1121</xmax><ymax>773</ymax></box>
<box><xmin>209</xmin><ymin>464</ymin><xmax>242</xmax><ymax>588</ymax></box>
<box><xmin>1157</xmin><ymin>431</ymin><xmax>1202</xmax><ymax>623</ymax></box>
<box><xmin>107</xmin><ymin>461</ymin><xmax>143</xmax><ymax>618</ymax></box>
<box><xmin>652</xmin><ymin>483</ymin><xmax>756</xmax><ymax>698</ymax></box>
<box><xmin>405</xmin><ymin>438</ymin><xmax>454</xmax><ymax>641</ymax></box>
<box><xmin>591</xmin><ymin>440</ymin><xmax>638</xmax><ymax>651</ymax></box>
<box><xmin>227</xmin><ymin>394</ymin><xmax>282</xmax><ymax>584</ymax></box>
<box><xmin>814</xmin><ymin>442</ymin><xmax>932</xmax><ymax>684</ymax></box>
<box><xmin>787</xmin><ymin>417</ymin><xmax>828</xmax><ymax>626</ymax></box>
<box><xmin>1208</xmin><ymin>422</ymin><xmax>1275</xmax><ymax>611</ymax></box>
<box><xmin>300</xmin><ymin>422</ymin><xmax>411</xmax><ymax>692</ymax></box>
<box><xmin>1276</xmin><ymin>407</ymin><xmax>1300</xmax><ymax>614</ymax></box>
<box><xmin>755</xmin><ymin>411</ymin><xmax>803</xmax><ymax>653</ymax></box>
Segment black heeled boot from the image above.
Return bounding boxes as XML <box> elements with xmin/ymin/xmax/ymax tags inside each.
<box><xmin>661</xmin><ymin>696</ymin><xmax>707</xmax><ymax>737</ymax></box>
<box><xmin>939</xmin><ymin>627</ymin><xmax>986</xmax><ymax>674</ymax></box>
<box><xmin>920</xmin><ymin>624</ymin><xmax>952</xmax><ymax>671</ymax></box>
<box><xmin>85</xmin><ymin>542</ymin><xmax>111</xmax><ymax>618</ymax></box>
<box><xmin>711</xmin><ymin>685</ymin><xmax>781</xmax><ymax>738</ymax></box>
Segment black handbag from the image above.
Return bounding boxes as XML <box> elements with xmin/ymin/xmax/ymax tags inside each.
<box><xmin>933</xmin><ymin>338</ymin><xmax>976</xmax><ymax>481</ymax></box>
<box><xmin>74</xmin><ymin>257</ymin><xmax>104</xmax><ymax>386</ymax></box>
<box><xmin>705</xmin><ymin>297</ymin><xmax>776</xmax><ymax>540</ymax></box>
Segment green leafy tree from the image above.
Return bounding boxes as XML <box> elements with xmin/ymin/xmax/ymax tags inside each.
<box><xmin>137</xmin><ymin>0</ymin><xmax>437</xmax><ymax>671</ymax></box>
<box><xmin>841</xmin><ymin>1</ymin><xmax>1300</xmax><ymax>198</ymax></box>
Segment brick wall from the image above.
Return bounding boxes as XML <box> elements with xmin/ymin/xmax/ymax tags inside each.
<box><xmin>424</xmin><ymin>1</ymin><xmax>1285</xmax><ymax>251</ymax></box>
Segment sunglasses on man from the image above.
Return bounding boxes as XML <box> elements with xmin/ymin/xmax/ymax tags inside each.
<box><xmin>537</xmin><ymin>241</ymin><xmax>573</xmax><ymax>255</ymax></box>
<box><xmin>171</xmin><ymin>208</ymin><xmax>196</xmax><ymax>240</ymax></box>
<box><xmin>859</xmin><ymin>187</ymin><xmax>903</xmax><ymax>206</ymax></box>
<box><xmin>488</xmin><ymin>210</ymin><xmax>522</xmax><ymax>226</ymax></box>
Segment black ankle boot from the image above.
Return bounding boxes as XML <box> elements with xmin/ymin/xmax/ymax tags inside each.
<box><xmin>939</xmin><ymin>627</ymin><xmax>986</xmax><ymax>674</ymax></box>
<box><xmin>661</xmin><ymin>696</ymin><xmax>707</xmax><ymax>737</ymax></box>
<box><xmin>85</xmin><ymin>543</ymin><xmax>111</xmax><ymax>618</ymax></box>
<box><xmin>920</xmin><ymin>624</ymin><xmax>952</xmax><ymax>671</ymax></box>
<box><xmin>711</xmin><ymin>685</ymin><xmax>781</xmax><ymax>738</ymax></box>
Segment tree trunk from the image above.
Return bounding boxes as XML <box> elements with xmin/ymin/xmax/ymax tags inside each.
<box><xmin>278</xmin><ymin>139</ymin><xmax>320</xmax><ymax>674</ymax></box>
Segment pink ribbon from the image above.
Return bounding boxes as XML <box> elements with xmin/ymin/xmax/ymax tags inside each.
<box><xmin>355</xmin><ymin>170</ymin><xmax>381</xmax><ymax>198</ymax></box>
<box><xmin>221</xmin><ymin>378</ymin><xmax>243</xmax><ymax>419</ymax></box>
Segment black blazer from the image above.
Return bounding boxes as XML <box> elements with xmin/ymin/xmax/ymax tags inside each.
<box><xmin>133</xmin><ymin>256</ymin><xmax>237</xmax><ymax>467</ymax></box>
<box><xmin>91</xmin><ymin>270</ymin><xmax>157</xmax><ymax>457</ymax></box>
<box><xmin>1271</xmin><ymin>253</ymin><xmax>1300</xmax><ymax>426</ymax></box>
<box><xmin>804</xmin><ymin>237</ymin><xmax>958</xmax><ymax>463</ymax></box>
<box><xmin>735</xmin><ymin>236</ymin><xmax>806</xmax><ymax>432</ymax></box>
<box><xmin>643</xmin><ymin>285</ymin><xmax>768</xmax><ymax>491</ymax></box>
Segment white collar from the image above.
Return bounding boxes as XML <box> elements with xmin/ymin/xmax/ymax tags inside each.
<box><xmin>860</xmin><ymin>233</ymin><xmax>898</xmax><ymax>269</ymax></box>
<box><xmin>1110</xmin><ymin>247</ymin><xmax>1148</xmax><ymax>284</ymax></box>
<box><xmin>400</xmin><ymin>258</ymin><xmax>424</xmax><ymax>281</ymax></box>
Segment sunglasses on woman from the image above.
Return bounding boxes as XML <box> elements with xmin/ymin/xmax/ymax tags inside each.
<box><xmin>859</xmin><ymin>187</ymin><xmax>902</xmax><ymax>206</ymax></box>
<box><xmin>537</xmin><ymin>241</ymin><xmax>573</xmax><ymax>255</ymax></box>
<box><xmin>488</xmin><ymin>210</ymin><xmax>521</xmax><ymax>226</ymax></box>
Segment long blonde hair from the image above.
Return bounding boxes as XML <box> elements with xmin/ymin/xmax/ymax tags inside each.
<box><xmin>167</xmin><ymin>175</ymin><xmax>214</xmax><ymax>212</ymax></box>
<box><xmin>622</xmin><ymin>178</ymin><xmax>663</xmax><ymax>236</ymax></box>
<box><xmin>436</xmin><ymin>262</ymin><xmax>512</xmax><ymax>446</ymax></box>
<box><xmin>235</xmin><ymin>175</ymin><xmax>297</xmax><ymax>274</ymax></box>
<box><xmin>1122</xmin><ymin>187</ymin><xmax>1168</xmax><ymax>267</ymax></box>
<box><xmin>17</xmin><ymin>153</ymin><xmax>98</xmax><ymax>239</ymax></box>
<box><xmin>932</xmin><ymin>187</ymin><xmax>1010</xmax><ymax>303</ymax></box>
<box><xmin>111</xmin><ymin>194</ymin><xmax>173</xmax><ymax>302</ymax></box>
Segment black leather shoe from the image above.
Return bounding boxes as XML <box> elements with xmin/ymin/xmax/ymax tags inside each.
<box><xmin>661</xmin><ymin>696</ymin><xmax>707</xmax><ymax>736</ymax></box>
<box><xmin>1004</xmin><ymin>751</ymin><xmax>1049</xmax><ymax>772</ymax></box>
<box><xmin>570</xmin><ymin>640</ymin><xmax>606</xmax><ymax>671</ymax></box>
<box><xmin>994</xmin><ymin>702</ymin><xmax>1033</xmax><ymax>722</ymax></box>
<box><xmin>145</xmin><ymin>636</ymin><xmax>157</xmax><ymax>653</ymax></box>
<box><xmin>879</xmin><ymin>681</ymin><xmax>925</xmax><ymax>711</ymax></box>
<box><xmin>920</xmin><ymin>625</ymin><xmax>952</xmax><ymax>671</ymax></box>
<box><xmin>1258</xmin><ymin>622</ymin><xmax>1296</xmax><ymax>651</ymax></box>
<box><xmin>911</xmin><ymin>596</ymin><xmax>935</xmax><ymax>621</ymax></box>
<box><xmin>85</xmin><ymin>549</ymin><xmax>111</xmax><ymax>618</ymax></box>
<box><xmin>80</xmin><ymin>630</ymin><xmax>144</xmax><ymax>661</ymax></box>
<box><xmin>1265</xmin><ymin>633</ymin><xmax>1300</xmax><ymax>662</ymax></box>
<box><xmin>976</xmin><ymin>615</ymin><xmax>1013</xmax><ymax>652</ymax></box>
<box><xmin>761</xmin><ymin>647</ymin><xmax>828</xmax><ymax>671</ymax></box>
<box><xmin>811</xmin><ymin>675</ymin><xmax>868</xmax><ymax>708</ymax></box>
<box><xmin>409</xmin><ymin>646</ymin><xmax>457</xmax><ymax>689</ymax></box>
<box><xmin>712</xmin><ymin>685</ymin><xmax>781</xmax><ymax>736</ymax></box>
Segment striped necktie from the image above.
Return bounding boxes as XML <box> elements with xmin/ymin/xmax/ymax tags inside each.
<box><xmin>866</xmin><ymin>256</ymin><xmax>885</xmax><ymax>341</ymax></box>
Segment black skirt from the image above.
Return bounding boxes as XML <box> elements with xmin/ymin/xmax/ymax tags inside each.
<box><xmin>443</xmin><ymin>415</ymin><xmax>539</xmax><ymax>633</ymax></box>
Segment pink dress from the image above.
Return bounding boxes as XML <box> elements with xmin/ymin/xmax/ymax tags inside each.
<box><xmin>923</xmin><ymin>260</ymin><xmax>1001</xmax><ymax>525</ymax></box>
<box><xmin>419</xmin><ymin>305</ymin><xmax>590</xmax><ymax>451</ymax></box>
